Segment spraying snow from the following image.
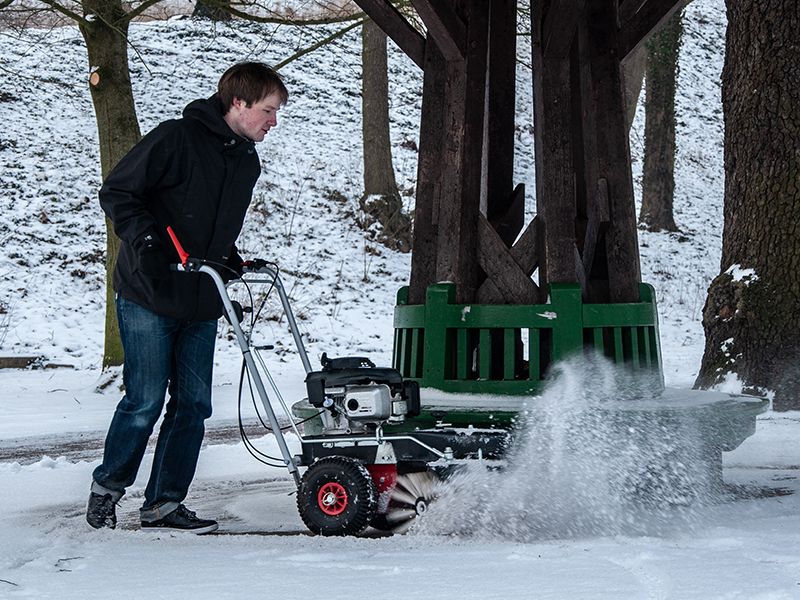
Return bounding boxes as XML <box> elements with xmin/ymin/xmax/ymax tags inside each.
<box><xmin>418</xmin><ymin>357</ymin><xmax>725</xmax><ymax>540</ymax></box>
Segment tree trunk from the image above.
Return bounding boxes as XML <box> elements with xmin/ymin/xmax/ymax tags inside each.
<box><xmin>361</xmin><ymin>19</ymin><xmax>410</xmax><ymax>252</ymax></box>
<box><xmin>695</xmin><ymin>0</ymin><xmax>800</xmax><ymax>410</ymax></box>
<box><xmin>639</xmin><ymin>9</ymin><xmax>681</xmax><ymax>232</ymax></box>
<box><xmin>80</xmin><ymin>0</ymin><xmax>141</xmax><ymax>369</ymax></box>
<box><xmin>192</xmin><ymin>0</ymin><xmax>232</xmax><ymax>21</ymax></box>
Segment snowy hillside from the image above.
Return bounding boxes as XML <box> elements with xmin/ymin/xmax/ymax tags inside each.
<box><xmin>2</xmin><ymin>1</ymin><xmax>724</xmax><ymax>386</ymax></box>
<box><xmin>3</xmin><ymin>2</ymin><xmax>800</xmax><ymax>599</ymax></box>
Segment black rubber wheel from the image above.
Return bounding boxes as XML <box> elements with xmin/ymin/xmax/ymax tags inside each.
<box><xmin>370</xmin><ymin>469</ymin><xmax>442</xmax><ymax>534</ymax></box>
<box><xmin>297</xmin><ymin>456</ymin><xmax>377</xmax><ymax>536</ymax></box>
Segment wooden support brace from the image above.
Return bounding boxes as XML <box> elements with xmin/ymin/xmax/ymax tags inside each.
<box><xmin>574</xmin><ymin>245</ymin><xmax>587</xmax><ymax>294</ymax></box>
<box><xmin>477</xmin><ymin>214</ymin><xmax>540</xmax><ymax>304</ymax></box>
<box><xmin>353</xmin><ymin>0</ymin><xmax>427</xmax><ymax>68</ymax></box>
<box><xmin>510</xmin><ymin>214</ymin><xmax>541</xmax><ymax>276</ymax></box>
<box><xmin>618</xmin><ymin>0</ymin><xmax>687</xmax><ymax>59</ymax></box>
<box><xmin>411</xmin><ymin>0</ymin><xmax>466</xmax><ymax>62</ymax></box>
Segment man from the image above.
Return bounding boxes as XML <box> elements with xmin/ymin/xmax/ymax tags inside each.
<box><xmin>87</xmin><ymin>62</ymin><xmax>288</xmax><ymax>534</ymax></box>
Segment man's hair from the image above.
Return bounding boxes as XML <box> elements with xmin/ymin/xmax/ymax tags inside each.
<box><xmin>218</xmin><ymin>62</ymin><xmax>288</xmax><ymax>114</ymax></box>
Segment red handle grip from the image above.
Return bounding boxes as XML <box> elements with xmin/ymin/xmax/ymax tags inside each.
<box><xmin>166</xmin><ymin>226</ymin><xmax>190</xmax><ymax>266</ymax></box>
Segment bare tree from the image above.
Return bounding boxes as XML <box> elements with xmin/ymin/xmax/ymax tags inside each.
<box><xmin>1</xmin><ymin>0</ymin><xmax>370</xmax><ymax>368</ymax></box>
<box><xmin>360</xmin><ymin>18</ymin><xmax>410</xmax><ymax>252</ymax></box>
<box><xmin>639</xmin><ymin>9</ymin><xmax>682</xmax><ymax>232</ymax></box>
<box><xmin>695</xmin><ymin>0</ymin><xmax>800</xmax><ymax>410</ymax></box>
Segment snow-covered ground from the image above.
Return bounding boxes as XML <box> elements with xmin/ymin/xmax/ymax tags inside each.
<box><xmin>1</xmin><ymin>0</ymin><xmax>799</xmax><ymax>597</ymax></box>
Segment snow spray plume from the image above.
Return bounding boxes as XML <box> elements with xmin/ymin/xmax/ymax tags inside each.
<box><xmin>416</xmin><ymin>356</ymin><xmax>724</xmax><ymax>540</ymax></box>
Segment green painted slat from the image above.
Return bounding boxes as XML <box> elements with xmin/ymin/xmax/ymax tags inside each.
<box><xmin>404</xmin><ymin>329</ymin><xmax>414</xmax><ymax>376</ymax></box>
<box><xmin>529</xmin><ymin>328</ymin><xmax>540</xmax><ymax>380</ymax></box>
<box><xmin>392</xmin><ymin>329</ymin><xmax>400</xmax><ymax>371</ymax></box>
<box><xmin>457</xmin><ymin>329</ymin><xmax>468</xmax><ymax>380</ymax></box>
<box><xmin>614</xmin><ymin>327</ymin><xmax>624</xmax><ymax>363</ymax></box>
<box><xmin>642</xmin><ymin>326</ymin><xmax>652</xmax><ymax>367</ymax></box>
<box><xmin>630</xmin><ymin>327</ymin><xmax>640</xmax><ymax>368</ymax></box>
<box><xmin>396</xmin><ymin>329</ymin><xmax>405</xmax><ymax>374</ymax></box>
<box><xmin>479</xmin><ymin>329</ymin><xmax>491</xmax><ymax>379</ymax></box>
<box><xmin>504</xmin><ymin>329</ymin><xmax>516</xmax><ymax>380</ymax></box>
<box><xmin>593</xmin><ymin>328</ymin><xmax>604</xmax><ymax>353</ymax></box>
<box><xmin>649</xmin><ymin>328</ymin><xmax>660</xmax><ymax>369</ymax></box>
<box><xmin>582</xmin><ymin>304</ymin><xmax>657</xmax><ymax>328</ymax></box>
<box><xmin>410</xmin><ymin>329</ymin><xmax>420</xmax><ymax>378</ymax></box>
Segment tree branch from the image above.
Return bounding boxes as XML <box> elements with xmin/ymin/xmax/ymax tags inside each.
<box><xmin>223</xmin><ymin>2</ymin><xmax>368</xmax><ymax>26</ymax></box>
<box><xmin>37</xmin><ymin>0</ymin><xmax>90</xmax><ymax>26</ymax></box>
<box><xmin>123</xmin><ymin>0</ymin><xmax>170</xmax><ymax>22</ymax></box>
<box><xmin>273</xmin><ymin>17</ymin><xmax>366</xmax><ymax>71</ymax></box>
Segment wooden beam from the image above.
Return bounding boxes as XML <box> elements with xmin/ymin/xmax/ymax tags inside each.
<box><xmin>542</xmin><ymin>0</ymin><xmax>585</xmax><ymax>57</ymax></box>
<box><xmin>485</xmin><ymin>0</ymin><xmax>519</xmax><ymax>245</ymax></box>
<box><xmin>409</xmin><ymin>42</ymin><xmax>448</xmax><ymax>303</ymax></box>
<box><xmin>532</xmin><ymin>50</ymin><xmax>577</xmax><ymax>286</ymax></box>
<box><xmin>411</xmin><ymin>0</ymin><xmax>466</xmax><ymax>62</ymax></box>
<box><xmin>586</xmin><ymin>0</ymin><xmax>641</xmax><ymax>302</ymax></box>
<box><xmin>352</xmin><ymin>0</ymin><xmax>427</xmax><ymax>68</ymax></box>
<box><xmin>618</xmin><ymin>0</ymin><xmax>648</xmax><ymax>25</ymax></box>
<box><xmin>478</xmin><ymin>214</ymin><xmax>540</xmax><ymax>303</ymax></box>
<box><xmin>580</xmin><ymin>177</ymin><xmax>610</xmax><ymax>282</ymax></box>
<box><xmin>618</xmin><ymin>0</ymin><xmax>687</xmax><ymax>59</ymax></box>
<box><xmin>476</xmin><ymin>277</ymin><xmax>506</xmax><ymax>304</ymax></box>
<box><xmin>510</xmin><ymin>215</ymin><xmax>541</xmax><ymax>276</ymax></box>
<box><xmin>489</xmin><ymin>183</ymin><xmax>525</xmax><ymax>248</ymax></box>
<box><xmin>438</xmin><ymin>0</ymin><xmax>489</xmax><ymax>302</ymax></box>
<box><xmin>433</xmin><ymin>59</ymin><xmax>467</xmax><ymax>290</ymax></box>
<box><xmin>574</xmin><ymin>245</ymin><xmax>587</xmax><ymax>295</ymax></box>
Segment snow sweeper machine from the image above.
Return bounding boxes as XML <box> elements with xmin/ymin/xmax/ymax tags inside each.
<box><xmin>169</xmin><ymin>229</ymin><xmax>508</xmax><ymax>536</ymax></box>
<box><xmin>169</xmin><ymin>228</ymin><xmax>768</xmax><ymax>537</ymax></box>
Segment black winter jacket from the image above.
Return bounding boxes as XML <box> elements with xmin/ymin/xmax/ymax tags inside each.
<box><xmin>100</xmin><ymin>95</ymin><xmax>260</xmax><ymax>321</ymax></box>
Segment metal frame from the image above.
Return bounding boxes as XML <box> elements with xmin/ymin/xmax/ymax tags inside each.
<box><xmin>182</xmin><ymin>262</ymin><xmax>461</xmax><ymax>488</ymax></box>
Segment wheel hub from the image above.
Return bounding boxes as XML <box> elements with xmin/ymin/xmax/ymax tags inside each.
<box><xmin>415</xmin><ymin>498</ymin><xmax>428</xmax><ymax>515</ymax></box>
<box><xmin>318</xmin><ymin>482</ymin><xmax>348</xmax><ymax>516</ymax></box>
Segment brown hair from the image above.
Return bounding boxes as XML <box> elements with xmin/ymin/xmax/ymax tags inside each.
<box><xmin>218</xmin><ymin>62</ymin><xmax>288</xmax><ymax>114</ymax></box>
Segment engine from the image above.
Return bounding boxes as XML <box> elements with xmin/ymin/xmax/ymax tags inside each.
<box><xmin>305</xmin><ymin>355</ymin><xmax>420</xmax><ymax>431</ymax></box>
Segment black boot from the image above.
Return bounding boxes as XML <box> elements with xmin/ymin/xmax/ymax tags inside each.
<box><xmin>86</xmin><ymin>492</ymin><xmax>117</xmax><ymax>529</ymax></box>
<box><xmin>141</xmin><ymin>504</ymin><xmax>218</xmax><ymax>534</ymax></box>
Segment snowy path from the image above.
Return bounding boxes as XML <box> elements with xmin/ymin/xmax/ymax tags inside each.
<box><xmin>1</xmin><ymin>369</ymin><xmax>800</xmax><ymax>599</ymax></box>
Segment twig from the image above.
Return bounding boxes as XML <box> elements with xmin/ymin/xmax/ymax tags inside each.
<box><xmin>274</xmin><ymin>17</ymin><xmax>365</xmax><ymax>71</ymax></box>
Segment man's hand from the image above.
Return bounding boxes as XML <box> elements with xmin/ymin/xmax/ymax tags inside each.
<box><xmin>136</xmin><ymin>233</ymin><xmax>170</xmax><ymax>280</ymax></box>
<box><xmin>223</xmin><ymin>248</ymin><xmax>245</xmax><ymax>282</ymax></box>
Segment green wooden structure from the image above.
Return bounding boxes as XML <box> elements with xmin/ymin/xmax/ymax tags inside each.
<box><xmin>394</xmin><ymin>282</ymin><xmax>662</xmax><ymax>396</ymax></box>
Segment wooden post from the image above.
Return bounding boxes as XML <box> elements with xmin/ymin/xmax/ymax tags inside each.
<box><xmin>585</xmin><ymin>0</ymin><xmax>641</xmax><ymax>302</ymax></box>
<box><xmin>409</xmin><ymin>41</ymin><xmax>446</xmax><ymax>304</ymax></box>
<box><xmin>532</xmin><ymin>0</ymin><xmax>578</xmax><ymax>297</ymax></box>
<box><xmin>485</xmin><ymin>0</ymin><xmax>520</xmax><ymax>247</ymax></box>
<box><xmin>435</xmin><ymin>0</ymin><xmax>490</xmax><ymax>303</ymax></box>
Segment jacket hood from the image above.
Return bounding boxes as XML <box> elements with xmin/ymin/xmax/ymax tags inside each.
<box><xmin>183</xmin><ymin>94</ymin><xmax>241</xmax><ymax>141</ymax></box>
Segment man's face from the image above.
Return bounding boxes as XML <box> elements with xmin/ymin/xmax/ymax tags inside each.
<box><xmin>224</xmin><ymin>91</ymin><xmax>282</xmax><ymax>142</ymax></box>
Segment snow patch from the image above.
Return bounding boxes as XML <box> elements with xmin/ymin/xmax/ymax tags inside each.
<box><xmin>725</xmin><ymin>264</ymin><xmax>759</xmax><ymax>283</ymax></box>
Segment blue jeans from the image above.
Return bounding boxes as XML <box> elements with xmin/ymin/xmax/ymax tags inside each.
<box><xmin>92</xmin><ymin>296</ymin><xmax>217</xmax><ymax>520</ymax></box>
